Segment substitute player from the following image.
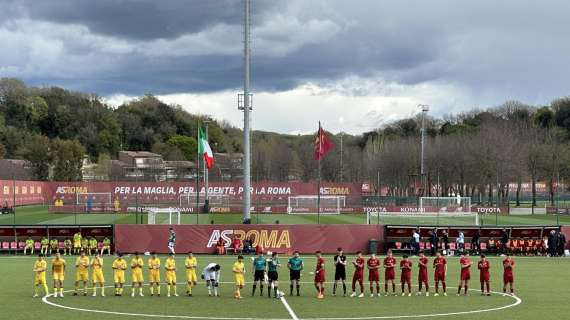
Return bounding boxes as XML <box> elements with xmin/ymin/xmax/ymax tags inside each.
<box><xmin>251</xmin><ymin>252</ymin><xmax>266</xmax><ymax>296</ymax></box>
<box><xmin>367</xmin><ymin>253</ymin><xmax>381</xmax><ymax>297</ymax></box>
<box><xmin>314</xmin><ymin>251</ymin><xmax>326</xmax><ymax>299</ymax></box>
<box><xmin>333</xmin><ymin>247</ymin><xmax>347</xmax><ymax>296</ymax></box>
<box><xmin>168</xmin><ymin>228</ymin><xmax>176</xmax><ymax>254</ymax></box>
<box><xmin>64</xmin><ymin>238</ymin><xmax>72</xmax><ymax>256</ymax></box>
<box><xmin>40</xmin><ymin>237</ymin><xmax>49</xmax><ymax>255</ymax></box>
<box><xmin>33</xmin><ymin>254</ymin><xmax>49</xmax><ymax>297</ymax></box>
<box><xmin>185</xmin><ymin>252</ymin><xmax>198</xmax><ymax>296</ymax></box>
<box><xmin>112</xmin><ymin>253</ymin><xmax>127</xmax><ymax>296</ymax></box>
<box><xmin>202</xmin><ymin>262</ymin><xmax>221</xmax><ymax>297</ymax></box>
<box><xmin>130</xmin><ymin>252</ymin><xmax>144</xmax><ymax>297</ymax></box>
<box><xmin>148</xmin><ymin>252</ymin><xmax>161</xmax><ymax>296</ymax></box>
<box><xmin>267</xmin><ymin>252</ymin><xmax>281</xmax><ymax>298</ymax></box>
<box><xmin>350</xmin><ymin>251</ymin><xmax>365</xmax><ymax>298</ymax></box>
<box><xmin>287</xmin><ymin>251</ymin><xmax>303</xmax><ymax>296</ymax></box>
<box><xmin>51</xmin><ymin>252</ymin><xmax>66</xmax><ymax>297</ymax></box>
<box><xmin>88</xmin><ymin>237</ymin><xmax>97</xmax><ymax>256</ymax></box>
<box><xmin>165</xmin><ymin>253</ymin><xmax>178</xmax><ymax>297</ymax></box>
<box><xmin>73</xmin><ymin>232</ymin><xmax>82</xmax><ymax>255</ymax></box>
<box><xmin>74</xmin><ymin>250</ymin><xmax>90</xmax><ymax>296</ymax></box>
<box><xmin>433</xmin><ymin>251</ymin><xmax>447</xmax><ymax>296</ymax></box>
<box><xmin>477</xmin><ymin>254</ymin><xmax>491</xmax><ymax>296</ymax></box>
<box><xmin>417</xmin><ymin>252</ymin><xmax>429</xmax><ymax>296</ymax></box>
<box><xmin>400</xmin><ymin>254</ymin><xmax>412</xmax><ymax>296</ymax></box>
<box><xmin>50</xmin><ymin>238</ymin><xmax>59</xmax><ymax>255</ymax></box>
<box><xmin>91</xmin><ymin>252</ymin><xmax>105</xmax><ymax>296</ymax></box>
<box><xmin>101</xmin><ymin>237</ymin><xmax>111</xmax><ymax>255</ymax></box>
<box><xmin>383</xmin><ymin>250</ymin><xmax>397</xmax><ymax>296</ymax></box>
<box><xmin>25</xmin><ymin>237</ymin><xmax>34</xmax><ymax>255</ymax></box>
<box><xmin>502</xmin><ymin>254</ymin><xmax>515</xmax><ymax>295</ymax></box>
<box><xmin>232</xmin><ymin>255</ymin><xmax>246</xmax><ymax>299</ymax></box>
<box><xmin>457</xmin><ymin>252</ymin><xmax>473</xmax><ymax>296</ymax></box>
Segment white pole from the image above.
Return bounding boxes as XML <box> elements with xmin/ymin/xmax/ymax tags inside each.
<box><xmin>242</xmin><ymin>0</ymin><xmax>252</xmax><ymax>223</ymax></box>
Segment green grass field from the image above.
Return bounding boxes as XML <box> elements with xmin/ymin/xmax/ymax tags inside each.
<box><xmin>0</xmin><ymin>205</ymin><xmax>568</xmax><ymax>226</ymax></box>
<box><xmin>2</xmin><ymin>254</ymin><xmax>569</xmax><ymax>320</ymax></box>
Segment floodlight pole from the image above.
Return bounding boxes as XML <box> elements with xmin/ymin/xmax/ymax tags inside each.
<box><xmin>419</xmin><ymin>104</ymin><xmax>429</xmax><ymax>196</ymax></box>
<box><xmin>339</xmin><ymin>132</ymin><xmax>344</xmax><ymax>182</ymax></box>
<box><xmin>241</xmin><ymin>0</ymin><xmax>252</xmax><ymax>223</ymax></box>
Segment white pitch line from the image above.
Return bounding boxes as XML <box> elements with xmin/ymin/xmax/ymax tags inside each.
<box><xmin>280</xmin><ymin>295</ymin><xmax>300</xmax><ymax>320</ymax></box>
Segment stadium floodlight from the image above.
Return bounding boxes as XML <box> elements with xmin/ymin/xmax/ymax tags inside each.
<box><xmin>240</xmin><ymin>0</ymin><xmax>252</xmax><ymax>224</ymax></box>
<box><xmin>418</xmin><ymin>104</ymin><xmax>429</xmax><ymax>193</ymax></box>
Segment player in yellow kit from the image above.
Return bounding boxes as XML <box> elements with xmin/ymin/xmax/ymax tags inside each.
<box><xmin>91</xmin><ymin>252</ymin><xmax>105</xmax><ymax>297</ymax></box>
<box><xmin>73</xmin><ymin>232</ymin><xmax>82</xmax><ymax>255</ymax></box>
<box><xmin>74</xmin><ymin>250</ymin><xmax>90</xmax><ymax>296</ymax></box>
<box><xmin>51</xmin><ymin>252</ymin><xmax>66</xmax><ymax>297</ymax></box>
<box><xmin>130</xmin><ymin>252</ymin><xmax>144</xmax><ymax>297</ymax></box>
<box><xmin>112</xmin><ymin>253</ymin><xmax>127</xmax><ymax>296</ymax></box>
<box><xmin>33</xmin><ymin>254</ymin><xmax>49</xmax><ymax>297</ymax></box>
<box><xmin>185</xmin><ymin>252</ymin><xmax>198</xmax><ymax>296</ymax></box>
<box><xmin>165</xmin><ymin>253</ymin><xmax>178</xmax><ymax>297</ymax></box>
<box><xmin>148</xmin><ymin>252</ymin><xmax>161</xmax><ymax>296</ymax></box>
<box><xmin>233</xmin><ymin>255</ymin><xmax>246</xmax><ymax>299</ymax></box>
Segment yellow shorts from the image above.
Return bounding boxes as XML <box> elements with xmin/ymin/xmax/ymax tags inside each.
<box><xmin>150</xmin><ymin>270</ymin><xmax>161</xmax><ymax>283</ymax></box>
<box><xmin>114</xmin><ymin>273</ymin><xmax>125</xmax><ymax>284</ymax></box>
<box><xmin>132</xmin><ymin>270</ymin><xmax>144</xmax><ymax>283</ymax></box>
<box><xmin>102</xmin><ymin>246</ymin><xmax>110</xmax><ymax>251</ymax></box>
<box><xmin>93</xmin><ymin>271</ymin><xmax>105</xmax><ymax>283</ymax></box>
<box><xmin>165</xmin><ymin>271</ymin><xmax>176</xmax><ymax>284</ymax></box>
<box><xmin>73</xmin><ymin>241</ymin><xmax>81</xmax><ymax>248</ymax></box>
<box><xmin>53</xmin><ymin>272</ymin><xmax>65</xmax><ymax>281</ymax></box>
<box><xmin>186</xmin><ymin>271</ymin><xmax>197</xmax><ymax>283</ymax></box>
<box><xmin>235</xmin><ymin>275</ymin><xmax>245</xmax><ymax>286</ymax></box>
<box><xmin>76</xmin><ymin>271</ymin><xmax>89</xmax><ymax>282</ymax></box>
<box><xmin>35</xmin><ymin>275</ymin><xmax>46</xmax><ymax>285</ymax></box>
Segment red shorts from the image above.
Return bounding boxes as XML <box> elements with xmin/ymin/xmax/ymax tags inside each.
<box><xmin>434</xmin><ymin>272</ymin><xmax>445</xmax><ymax>282</ymax></box>
<box><xmin>369</xmin><ymin>271</ymin><xmax>379</xmax><ymax>282</ymax></box>
<box><xmin>385</xmin><ymin>269</ymin><xmax>395</xmax><ymax>281</ymax></box>
<box><xmin>418</xmin><ymin>270</ymin><xmax>428</xmax><ymax>283</ymax></box>
<box><xmin>460</xmin><ymin>270</ymin><xmax>470</xmax><ymax>281</ymax></box>
<box><xmin>353</xmin><ymin>272</ymin><xmax>363</xmax><ymax>283</ymax></box>
<box><xmin>503</xmin><ymin>273</ymin><xmax>514</xmax><ymax>284</ymax></box>
<box><xmin>314</xmin><ymin>270</ymin><xmax>325</xmax><ymax>283</ymax></box>
<box><xmin>480</xmin><ymin>273</ymin><xmax>490</xmax><ymax>282</ymax></box>
<box><xmin>401</xmin><ymin>273</ymin><xmax>411</xmax><ymax>284</ymax></box>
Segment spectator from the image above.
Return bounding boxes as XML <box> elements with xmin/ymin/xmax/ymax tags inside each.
<box><xmin>429</xmin><ymin>229</ymin><xmax>438</xmax><ymax>256</ymax></box>
<box><xmin>488</xmin><ymin>238</ymin><xmax>497</xmax><ymax>254</ymax></box>
<box><xmin>557</xmin><ymin>231</ymin><xmax>566</xmax><ymax>256</ymax></box>
<box><xmin>501</xmin><ymin>229</ymin><xmax>509</xmax><ymax>255</ymax></box>
<box><xmin>215</xmin><ymin>238</ymin><xmax>226</xmax><ymax>255</ymax></box>
<box><xmin>456</xmin><ymin>230</ymin><xmax>465</xmax><ymax>254</ymax></box>
<box><xmin>242</xmin><ymin>237</ymin><xmax>253</xmax><ymax>254</ymax></box>
<box><xmin>472</xmin><ymin>229</ymin><xmax>481</xmax><ymax>254</ymax></box>
<box><xmin>412</xmin><ymin>229</ymin><xmax>421</xmax><ymax>255</ymax></box>
<box><xmin>548</xmin><ymin>230</ymin><xmax>557</xmax><ymax>257</ymax></box>
<box><xmin>442</xmin><ymin>230</ymin><xmax>449</xmax><ymax>254</ymax></box>
<box><xmin>231</xmin><ymin>237</ymin><xmax>242</xmax><ymax>255</ymax></box>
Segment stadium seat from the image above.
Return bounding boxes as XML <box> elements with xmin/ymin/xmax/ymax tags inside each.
<box><xmin>1</xmin><ymin>242</ymin><xmax>9</xmax><ymax>249</ymax></box>
<box><xmin>58</xmin><ymin>242</ymin><xmax>65</xmax><ymax>249</ymax></box>
<box><xmin>395</xmin><ymin>242</ymin><xmax>402</xmax><ymax>249</ymax></box>
<box><xmin>34</xmin><ymin>242</ymin><xmax>41</xmax><ymax>250</ymax></box>
<box><xmin>97</xmin><ymin>242</ymin><xmax>103</xmax><ymax>249</ymax></box>
<box><xmin>424</xmin><ymin>242</ymin><xmax>431</xmax><ymax>249</ymax></box>
<box><xmin>18</xmin><ymin>242</ymin><xmax>25</xmax><ymax>249</ymax></box>
<box><xmin>10</xmin><ymin>242</ymin><xmax>17</xmax><ymax>249</ymax></box>
<box><xmin>419</xmin><ymin>242</ymin><xmax>425</xmax><ymax>250</ymax></box>
<box><xmin>480</xmin><ymin>242</ymin><xmax>487</xmax><ymax>250</ymax></box>
<box><xmin>465</xmin><ymin>243</ymin><xmax>472</xmax><ymax>250</ymax></box>
<box><xmin>449</xmin><ymin>243</ymin><xmax>456</xmax><ymax>250</ymax></box>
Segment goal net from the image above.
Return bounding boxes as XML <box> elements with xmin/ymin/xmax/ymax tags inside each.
<box><xmin>419</xmin><ymin>196</ymin><xmax>472</xmax><ymax>215</ymax></box>
<box><xmin>76</xmin><ymin>193</ymin><xmax>112</xmax><ymax>211</ymax></box>
<box><xmin>145</xmin><ymin>207</ymin><xmax>181</xmax><ymax>225</ymax></box>
<box><xmin>287</xmin><ymin>195</ymin><xmax>346</xmax><ymax>214</ymax></box>
<box><xmin>178</xmin><ymin>193</ymin><xmax>230</xmax><ymax>207</ymax></box>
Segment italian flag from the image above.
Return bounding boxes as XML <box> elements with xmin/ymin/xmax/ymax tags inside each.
<box><xmin>198</xmin><ymin>127</ymin><xmax>214</xmax><ymax>169</ymax></box>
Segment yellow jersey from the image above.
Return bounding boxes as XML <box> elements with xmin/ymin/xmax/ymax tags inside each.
<box><xmin>185</xmin><ymin>257</ymin><xmax>197</xmax><ymax>270</ymax></box>
<box><xmin>131</xmin><ymin>257</ymin><xmax>144</xmax><ymax>270</ymax></box>
<box><xmin>112</xmin><ymin>259</ymin><xmax>127</xmax><ymax>274</ymax></box>
<box><xmin>34</xmin><ymin>260</ymin><xmax>47</xmax><ymax>276</ymax></box>
<box><xmin>232</xmin><ymin>261</ymin><xmax>245</xmax><ymax>275</ymax></box>
<box><xmin>76</xmin><ymin>256</ymin><xmax>90</xmax><ymax>272</ymax></box>
<box><xmin>148</xmin><ymin>257</ymin><xmax>161</xmax><ymax>270</ymax></box>
<box><xmin>52</xmin><ymin>258</ymin><xmax>66</xmax><ymax>273</ymax></box>
<box><xmin>165</xmin><ymin>258</ymin><xmax>176</xmax><ymax>273</ymax></box>
<box><xmin>91</xmin><ymin>257</ymin><xmax>103</xmax><ymax>271</ymax></box>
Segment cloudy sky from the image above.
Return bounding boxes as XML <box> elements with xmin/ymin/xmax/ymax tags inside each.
<box><xmin>1</xmin><ymin>0</ymin><xmax>569</xmax><ymax>134</ymax></box>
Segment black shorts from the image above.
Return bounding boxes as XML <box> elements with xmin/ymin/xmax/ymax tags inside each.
<box><xmin>254</xmin><ymin>270</ymin><xmax>265</xmax><ymax>281</ymax></box>
<box><xmin>290</xmin><ymin>270</ymin><xmax>301</xmax><ymax>281</ymax></box>
<box><xmin>268</xmin><ymin>271</ymin><xmax>278</xmax><ymax>281</ymax></box>
<box><xmin>335</xmin><ymin>269</ymin><xmax>346</xmax><ymax>281</ymax></box>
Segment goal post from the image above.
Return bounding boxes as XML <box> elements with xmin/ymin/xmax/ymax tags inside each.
<box><xmin>76</xmin><ymin>192</ymin><xmax>112</xmax><ymax>206</ymax></box>
<box><xmin>145</xmin><ymin>207</ymin><xmax>181</xmax><ymax>225</ymax></box>
<box><xmin>287</xmin><ymin>195</ymin><xmax>346</xmax><ymax>214</ymax></box>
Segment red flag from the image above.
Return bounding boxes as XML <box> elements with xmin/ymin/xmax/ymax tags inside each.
<box><xmin>314</xmin><ymin>122</ymin><xmax>334</xmax><ymax>161</ymax></box>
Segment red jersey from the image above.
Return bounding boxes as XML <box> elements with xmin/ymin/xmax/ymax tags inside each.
<box><xmin>418</xmin><ymin>257</ymin><xmax>428</xmax><ymax>271</ymax></box>
<box><xmin>316</xmin><ymin>257</ymin><xmax>325</xmax><ymax>272</ymax></box>
<box><xmin>367</xmin><ymin>258</ymin><xmax>380</xmax><ymax>271</ymax></box>
<box><xmin>503</xmin><ymin>259</ymin><xmax>514</xmax><ymax>276</ymax></box>
<box><xmin>384</xmin><ymin>257</ymin><xmax>396</xmax><ymax>270</ymax></box>
<box><xmin>353</xmin><ymin>257</ymin><xmax>365</xmax><ymax>274</ymax></box>
<box><xmin>460</xmin><ymin>257</ymin><xmax>472</xmax><ymax>270</ymax></box>
<box><xmin>400</xmin><ymin>260</ymin><xmax>412</xmax><ymax>275</ymax></box>
<box><xmin>433</xmin><ymin>257</ymin><xmax>446</xmax><ymax>274</ymax></box>
<box><xmin>478</xmin><ymin>260</ymin><xmax>490</xmax><ymax>281</ymax></box>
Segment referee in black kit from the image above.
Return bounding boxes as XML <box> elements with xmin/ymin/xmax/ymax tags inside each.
<box><xmin>333</xmin><ymin>247</ymin><xmax>348</xmax><ymax>296</ymax></box>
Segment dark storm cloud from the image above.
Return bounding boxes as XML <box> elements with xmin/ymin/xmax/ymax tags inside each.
<box><xmin>0</xmin><ymin>0</ymin><xmax>569</xmax><ymax>109</ymax></box>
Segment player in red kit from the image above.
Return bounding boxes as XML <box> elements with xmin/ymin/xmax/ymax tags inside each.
<box><xmin>457</xmin><ymin>253</ymin><xmax>473</xmax><ymax>296</ymax></box>
<box><xmin>477</xmin><ymin>254</ymin><xmax>491</xmax><ymax>296</ymax></box>
<box><xmin>400</xmin><ymin>254</ymin><xmax>412</xmax><ymax>297</ymax></box>
<box><xmin>417</xmin><ymin>252</ymin><xmax>429</xmax><ymax>296</ymax></box>
<box><xmin>314</xmin><ymin>251</ymin><xmax>326</xmax><ymax>299</ymax></box>
<box><xmin>350</xmin><ymin>251</ymin><xmax>365</xmax><ymax>298</ymax></box>
<box><xmin>367</xmin><ymin>253</ymin><xmax>381</xmax><ymax>297</ymax></box>
<box><xmin>383</xmin><ymin>250</ymin><xmax>397</xmax><ymax>296</ymax></box>
<box><xmin>502</xmin><ymin>254</ymin><xmax>515</xmax><ymax>295</ymax></box>
<box><xmin>433</xmin><ymin>251</ymin><xmax>447</xmax><ymax>296</ymax></box>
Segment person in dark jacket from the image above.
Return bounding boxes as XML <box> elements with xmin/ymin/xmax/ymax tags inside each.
<box><xmin>500</xmin><ymin>229</ymin><xmax>509</xmax><ymax>254</ymax></box>
<box><xmin>441</xmin><ymin>230</ymin><xmax>449</xmax><ymax>254</ymax></box>
<box><xmin>472</xmin><ymin>230</ymin><xmax>481</xmax><ymax>255</ymax></box>
<box><xmin>548</xmin><ymin>230</ymin><xmax>558</xmax><ymax>257</ymax></box>
<box><xmin>557</xmin><ymin>232</ymin><xmax>566</xmax><ymax>256</ymax></box>
<box><xmin>429</xmin><ymin>229</ymin><xmax>438</xmax><ymax>256</ymax></box>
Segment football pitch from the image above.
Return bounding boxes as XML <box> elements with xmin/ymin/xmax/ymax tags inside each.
<box><xmin>2</xmin><ymin>254</ymin><xmax>569</xmax><ymax>320</ymax></box>
<box><xmin>0</xmin><ymin>205</ymin><xmax>568</xmax><ymax>226</ymax></box>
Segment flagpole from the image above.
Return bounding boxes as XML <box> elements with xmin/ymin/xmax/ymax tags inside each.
<box><xmin>317</xmin><ymin>122</ymin><xmax>321</xmax><ymax>224</ymax></box>
<box><xmin>204</xmin><ymin>121</ymin><xmax>210</xmax><ymax>213</ymax></box>
<box><xmin>196</xmin><ymin>121</ymin><xmax>200</xmax><ymax>224</ymax></box>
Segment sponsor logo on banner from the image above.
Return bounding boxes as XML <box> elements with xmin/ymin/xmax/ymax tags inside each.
<box><xmin>56</xmin><ymin>186</ymin><xmax>88</xmax><ymax>194</ymax></box>
<box><xmin>207</xmin><ymin>229</ymin><xmax>291</xmax><ymax>249</ymax></box>
<box><xmin>210</xmin><ymin>207</ymin><xmax>231</xmax><ymax>213</ymax></box>
<box><xmin>320</xmin><ymin>187</ymin><xmax>350</xmax><ymax>195</ymax></box>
